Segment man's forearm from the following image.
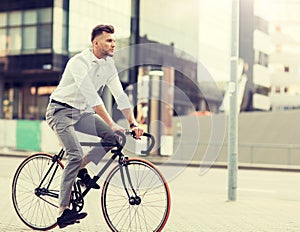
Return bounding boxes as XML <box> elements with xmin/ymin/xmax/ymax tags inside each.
<box><xmin>93</xmin><ymin>105</ymin><xmax>114</xmax><ymax>127</ymax></box>
<box><xmin>121</xmin><ymin>108</ymin><xmax>137</xmax><ymax>126</ymax></box>
<box><xmin>121</xmin><ymin>108</ymin><xmax>144</xmax><ymax>138</ymax></box>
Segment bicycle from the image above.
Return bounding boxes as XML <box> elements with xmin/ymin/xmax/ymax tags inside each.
<box><xmin>11</xmin><ymin>130</ymin><xmax>171</xmax><ymax>231</ymax></box>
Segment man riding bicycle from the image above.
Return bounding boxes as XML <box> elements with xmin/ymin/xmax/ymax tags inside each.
<box><xmin>45</xmin><ymin>24</ymin><xmax>144</xmax><ymax>228</ymax></box>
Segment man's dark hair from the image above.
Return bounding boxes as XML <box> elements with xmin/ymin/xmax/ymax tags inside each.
<box><xmin>91</xmin><ymin>24</ymin><xmax>114</xmax><ymax>42</ymax></box>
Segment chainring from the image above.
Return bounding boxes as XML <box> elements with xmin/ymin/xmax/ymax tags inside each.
<box><xmin>70</xmin><ymin>190</ymin><xmax>84</xmax><ymax>212</ymax></box>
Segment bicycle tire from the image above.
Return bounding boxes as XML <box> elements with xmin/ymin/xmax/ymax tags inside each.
<box><xmin>101</xmin><ymin>158</ymin><xmax>171</xmax><ymax>232</ymax></box>
<box><xmin>12</xmin><ymin>153</ymin><xmax>64</xmax><ymax>231</ymax></box>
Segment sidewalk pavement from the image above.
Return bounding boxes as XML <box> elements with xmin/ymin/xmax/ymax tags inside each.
<box><xmin>1</xmin><ymin>154</ymin><xmax>300</xmax><ymax>231</ymax></box>
<box><xmin>0</xmin><ymin>152</ymin><xmax>300</xmax><ymax>232</ymax></box>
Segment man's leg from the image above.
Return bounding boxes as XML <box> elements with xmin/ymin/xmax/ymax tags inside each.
<box><xmin>55</xmin><ymin>118</ymin><xmax>84</xmax><ymax>209</ymax></box>
<box><xmin>74</xmin><ymin>112</ymin><xmax>116</xmax><ymax>165</ymax></box>
<box><xmin>46</xmin><ymin>105</ymin><xmax>87</xmax><ymax>227</ymax></box>
<box><xmin>46</xmin><ymin>104</ymin><xmax>83</xmax><ymax>209</ymax></box>
<box><xmin>54</xmin><ymin>118</ymin><xmax>89</xmax><ymax>228</ymax></box>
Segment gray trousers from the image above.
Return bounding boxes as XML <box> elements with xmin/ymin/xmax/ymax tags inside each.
<box><xmin>45</xmin><ymin>102</ymin><xmax>115</xmax><ymax>207</ymax></box>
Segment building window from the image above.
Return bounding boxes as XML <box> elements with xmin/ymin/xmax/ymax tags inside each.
<box><xmin>254</xmin><ymin>50</ymin><xmax>268</xmax><ymax>67</ymax></box>
<box><xmin>0</xmin><ymin>12</ymin><xmax>7</xmax><ymax>27</ymax></box>
<box><xmin>38</xmin><ymin>8</ymin><xmax>52</xmax><ymax>23</ymax></box>
<box><xmin>8</xmin><ymin>27</ymin><xmax>22</xmax><ymax>53</ymax></box>
<box><xmin>23</xmin><ymin>10</ymin><xmax>37</xmax><ymax>25</ymax></box>
<box><xmin>23</xmin><ymin>26</ymin><xmax>37</xmax><ymax>50</ymax></box>
<box><xmin>8</xmin><ymin>11</ymin><xmax>22</xmax><ymax>26</ymax></box>
<box><xmin>37</xmin><ymin>24</ymin><xmax>52</xmax><ymax>49</ymax></box>
<box><xmin>53</xmin><ymin>7</ymin><xmax>68</xmax><ymax>53</ymax></box>
<box><xmin>37</xmin><ymin>8</ymin><xmax>53</xmax><ymax>50</ymax></box>
<box><xmin>256</xmin><ymin>86</ymin><xmax>269</xmax><ymax>96</ymax></box>
<box><xmin>259</xmin><ymin>52</ymin><xmax>268</xmax><ymax>67</ymax></box>
<box><xmin>284</xmin><ymin>66</ymin><xmax>289</xmax><ymax>72</ymax></box>
<box><xmin>0</xmin><ymin>29</ymin><xmax>6</xmax><ymax>55</ymax></box>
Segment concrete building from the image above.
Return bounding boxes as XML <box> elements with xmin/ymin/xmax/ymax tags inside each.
<box><xmin>198</xmin><ymin>0</ymin><xmax>272</xmax><ymax>112</ymax></box>
<box><xmin>269</xmin><ymin>22</ymin><xmax>300</xmax><ymax>110</ymax></box>
<box><xmin>254</xmin><ymin>0</ymin><xmax>300</xmax><ymax>111</ymax></box>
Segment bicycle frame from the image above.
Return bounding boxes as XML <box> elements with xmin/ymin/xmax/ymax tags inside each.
<box><xmin>34</xmin><ymin>131</ymin><xmax>155</xmax><ymax>210</ymax></box>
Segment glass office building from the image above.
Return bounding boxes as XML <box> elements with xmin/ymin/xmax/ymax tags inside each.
<box><xmin>0</xmin><ymin>0</ymin><xmax>217</xmax><ymax>120</ymax></box>
<box><xmin>0</xmin><ymin>0</ymin><xmax>133</xmax><ymax>119</ymax></box>
<box><xmin>68</xmin><ymin>0</ymin><xmax>131</xmax><ymax>53</ymax></box>
<box><xmin>0</xmin><ymin>0</ymin><xmax>69</xmax><ymax>119</ymax></box>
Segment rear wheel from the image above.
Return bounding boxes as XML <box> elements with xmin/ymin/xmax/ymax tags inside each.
<box><xmin>101</xmin><ymin>158</ymin><xmax>171</xmax><ymax>232</ymax></box>
<box><xmin>12</xmin><ymin>153</ymin><xmax>64</xmax><ymax>230</ymax></box>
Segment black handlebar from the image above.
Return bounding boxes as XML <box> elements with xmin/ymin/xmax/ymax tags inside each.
<box><xmin>141</xmin><ymin>132</ymin><xmax>155</xmax><ymax>155</ymax></box>
<box><xmin>137</xmin><ymin>131</ymin><xmax>155</xmax><ymax>155</ymax></box>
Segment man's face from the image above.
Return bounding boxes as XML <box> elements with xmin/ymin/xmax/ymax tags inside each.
<box><xmin>93</xmin><ymin>31</ymin><xmax>116</xmax><ymax>58</ymax></box>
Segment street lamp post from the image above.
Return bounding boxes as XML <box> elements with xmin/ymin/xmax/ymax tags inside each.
<box><xmin>228</xmin><ymin>0</ymin><xmax>239</xmax><ymax>201</ymax></box>
<box><xmin>129</xmin><ymin>0</ymin><xmax>140</xmax><ymax>113</ymax></box>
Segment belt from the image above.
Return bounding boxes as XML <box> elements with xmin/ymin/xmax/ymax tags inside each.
<box><xmin>51</xmin><ymin>99</ymin><xmax>74</xmax><ymax>109</ymax></box>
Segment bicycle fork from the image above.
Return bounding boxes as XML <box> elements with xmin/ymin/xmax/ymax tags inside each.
<box><xmin>35</xmin><ymin>155</ymin><xmax>62</xmax><ymax>200</ymax></box>
<box><xmin>119</xmin><ymin>158</ymin><xmax>141</xmax><ymax>206</ymax></box>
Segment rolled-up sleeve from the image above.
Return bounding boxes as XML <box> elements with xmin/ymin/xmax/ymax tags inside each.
<box><xmin>107</xmin><ymin>76</ymin><xmax>132</xmax><ymax>110</ymax></box>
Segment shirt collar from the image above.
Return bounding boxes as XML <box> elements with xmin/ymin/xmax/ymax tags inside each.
<box><xmin>89</xmin><ymin>49</ymin><xmax>107</xmax><ymax>64</ymax></box>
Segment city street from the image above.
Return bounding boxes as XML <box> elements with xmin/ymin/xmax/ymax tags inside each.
<box><xmin>1</xmin><ymin>156</ymin><xmax>300</xmax><ymax>231</ymax></box>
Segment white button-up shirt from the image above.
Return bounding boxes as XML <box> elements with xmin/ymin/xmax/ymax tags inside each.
<box><xmin>50</xmin><ymin>48</ymin><xmax>132</xmax><ymax>111</ymax></box>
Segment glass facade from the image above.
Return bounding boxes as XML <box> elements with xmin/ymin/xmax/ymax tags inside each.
<box><xmin>0</xmin><ymin>7</ymin><xmax>68</xmax><ymax>56</ymax></box>
<box><xmin>0</xmin><ymin>0</ymin><xmax>212</xmax><ymax>120</ymax></box>
<box><xmin>53</xmin><ymin>6</ymin><xmax>68</xmax><ymax>53</ymax></box>
<box><xmin>68</xmin><ymin>0</ymin><xmax>131</xmax><ymax>53</ymax></box>
<box><xmin>140</xmin><ymin>0</ymin><xmax>199</xmax><ymax>59</ymax></box>
<box><xmin>0</xmin><ymin>0</ymin><xmax>69</xmax><ymax>119</ymax></box>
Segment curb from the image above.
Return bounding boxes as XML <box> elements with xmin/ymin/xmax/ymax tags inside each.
<box><xmin>1</xmin><ymin>149</ymin><xmax>300</xmax><ymax>173</ymax></box>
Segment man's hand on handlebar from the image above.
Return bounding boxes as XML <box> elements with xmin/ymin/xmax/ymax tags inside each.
<box><xmin>111</xmin><ymin>122</ymin><xmax>144</xmax><ymax>139</ymax></box>
<box><xmin>130</xmin><ymin>125</ymin><xmax>144</xmax><ymax>139</ymax></box>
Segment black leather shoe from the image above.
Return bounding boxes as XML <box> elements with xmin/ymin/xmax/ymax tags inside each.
<box><xmin>77</xmin><ymin>168</ymin><xmax>100</xmax><ymax>189</ymax></box>
<box><xmin>57</xmin><ymin>209</ymin><xmax>87</xmax><ymax>228</ymax></box>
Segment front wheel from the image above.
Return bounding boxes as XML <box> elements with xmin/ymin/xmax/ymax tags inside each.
<box><xmin>101</xmin><ymin>158</ymin><xmax>171</xmax><ymax>232</ymax></box>
<box><xmin>12</xmin><ymin>153</ymin><xmax>64</xmax><ymax>230</ymax></box>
